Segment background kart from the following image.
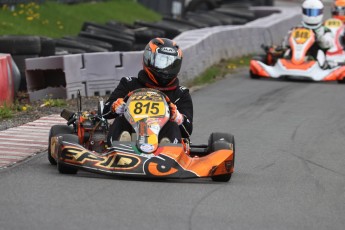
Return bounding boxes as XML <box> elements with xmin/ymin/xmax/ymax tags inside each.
<box><xmin>48</xmin><ymin>89</ymin><xmax>235</xmax><ymax>182</ymax></box>
<box><xmin>325</xmin><ymin>18</ymin><xmax>345</xmax><ymax>65</ymax></box>
<box><xmin>250</xmin><ymin>27</ymin><xmax>345</xmax><ymax>83</ymax></box>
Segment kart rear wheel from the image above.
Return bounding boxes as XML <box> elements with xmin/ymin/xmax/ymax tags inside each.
<box><xmin>57</xmin><ymin>134</ymin><xmax>79</xmax><ymax>174</ymax></box>
<box><xmin>208</xmin><ymin>133</ymin><xmax>235</xmax><ymax>182</ymax></box>
<box><xmin>337</xmin><ymin>78</ymin><xmax>345</xmax><ymax>84</ymax></box>
<box><xmin>48</xmin><ymin>125</ymin><xmax>73</xmax><ymax>165</ymax></box>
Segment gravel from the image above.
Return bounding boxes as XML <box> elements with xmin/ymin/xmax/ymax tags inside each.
<box><xmin>0</xmin><ymin>96</ymin><xmax>104</xmax><ymax>131</ymax></box>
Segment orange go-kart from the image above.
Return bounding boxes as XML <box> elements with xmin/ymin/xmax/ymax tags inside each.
<box><xmin>324</xmin><ymin>18</ymin><xmax>345</xmax><ymax>65</ymax></box>
<box><xmin>250</xmin><ymin>27</ymin><xmax>345</xmax><ymax>83</ymax></box>
<box><xmin>48</xmin><ymin>89</ymin><xmax>235</xmax><ymax>182</ymax></box>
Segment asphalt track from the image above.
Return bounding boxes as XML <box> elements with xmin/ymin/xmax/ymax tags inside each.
<box><xmin>1</xmin><ymin>70</ymin><xmax>345</xmax><ymax>230</ymax></box>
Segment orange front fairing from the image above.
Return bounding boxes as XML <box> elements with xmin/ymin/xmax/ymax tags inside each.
<box><xmin>161</xmin><ymin>147</ymin><xmax>234</xmax><ymax>177</ymax></box>
<box><xmin>57</xmin><ymin>139</ymin><xmax>234</xmax><ymax>179</ymax></box>
<box><xmin>250</xmin><ymin>60</ymin><xmax>270</xmax><ymax>77</ymax></box>
<box><xmin>323</xmin><ymin>65</ymin><xmax>345</xmax><ymax>81</ymax></box>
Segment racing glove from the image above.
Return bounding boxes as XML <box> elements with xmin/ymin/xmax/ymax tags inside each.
<box><xmin>111</xmin><ymin>98</ymin><xmax>126</xmax><ymax>115</ymax></box>
<box><xmin>314</xmin><ymin>26</ymin><xmax>325</xmax><ymax>40</ymax></box>
<box><xmin>169</xmin><ymin>103</ymin><xmax>184</xmax><ymax>125</ymax></box>
<box><xmin>314</xmin><ymin>26</ymin><xmax>333</xmax><ymax>49</ymax></box>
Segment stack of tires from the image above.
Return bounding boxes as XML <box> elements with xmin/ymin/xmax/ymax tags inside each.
<box><xmin>0</xmin><ymin>35</ymin><xmax>55</xmax><ymax>90</ymax></box>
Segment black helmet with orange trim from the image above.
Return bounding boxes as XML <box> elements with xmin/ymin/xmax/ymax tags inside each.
<box><xmin>143</xmin><ymin>38</ymin><xmax>183</xmax><ymax>87</ymax></box>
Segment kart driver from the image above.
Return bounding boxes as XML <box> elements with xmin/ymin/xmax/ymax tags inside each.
<box><xmin>103</xmin><ymin>38</ymin><xmax>193</xmax><ymax>145</ymax></box>
<box><xmin>332</xmin><ymin>0</ymin><xmax>345</xmax><ymax>23</ymax></box>
<box><xmin>282</xmin><ymin>0</ymin><xmax>334</xmax><ymax>68</ymax></box>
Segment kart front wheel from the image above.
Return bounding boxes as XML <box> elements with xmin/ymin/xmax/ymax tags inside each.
<box><xmin>250</xmin><ymin>70</ymin><xmax>260</xmax><ymax>79</ymax></box>
<box><xmin>57</xmin><ymin>134</ymin><xmax>79</xmax><ymax>174</ymax></box>
<box><xmin>208</xmin><ymin>133</ymin><xmax>235</xmax><ymax>182</ymax></box>
<box><xmin>48</xmin><ymin>125</ymin><xmax>73</xmax><ymax>165</ymax></box>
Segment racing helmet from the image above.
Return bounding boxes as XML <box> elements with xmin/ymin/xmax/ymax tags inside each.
<box><xmin>332</xmin><ymin>0</ymin><xmax>345</xmax><ymax>22</ymax></box>
<box><xmin>143</xmin><ymin>38</ymin><xmax>183</xmax><ymax>87</ymax></box>
<box><xmin>301</xmin><ymin>0</ymin><xmax>324</xmax><ymax>29</ymax></box>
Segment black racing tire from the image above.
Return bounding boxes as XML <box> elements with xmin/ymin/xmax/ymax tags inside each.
<box><xmin>337</xmin><ymin>79</ymin><xmax>345</xmax><ymax>84</ymax></box>
<box><xmin>48</xmin><ymin>125</ymin><xmax>73</xmax><ymax>165</ymax></box>
<box><xmin>250</xmin><ymin>70</ymin><xmax>260</xmax><ymax>79</ymax></box>
<box><xmin>0</xmin><ymin>35</ymin><xmax>41</xmax><ymax>54</ymax></box>
<box><xmin>252</xmin><ymin>55</ymin><xmax>266</xmax><ymax>62</ymax></box>
<box><xmin>57</xmin><ymin>134</ymin><xmax>79</xmax><ymax>174</ymax></box>
<box><xmin>208</xmin><ymin>132</ymin><xmax>235</xmax><ymax>182</ymax></box>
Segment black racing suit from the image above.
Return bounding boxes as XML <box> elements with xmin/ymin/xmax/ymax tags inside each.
<box><xmin>103</xmin><ymin>70</ymin><xmax>193</xmax><ymax>145</ymax></box>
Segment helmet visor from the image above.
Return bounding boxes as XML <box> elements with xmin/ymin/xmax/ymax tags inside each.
<box><xmin>303</xmin><ymin>8</ymin><xmax>323</xmax><ymax>17</ymax></box>
<box><xmin>151</xmin><ymin>52</ymin><xmax>182</xmax><ymax>75</ymax></box>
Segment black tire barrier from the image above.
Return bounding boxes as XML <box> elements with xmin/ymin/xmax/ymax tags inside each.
<box><xmin>81</xmin><ymin>21</ymin><xmax>135</xmax><ymax>37</ymax></box>
<box><xmin>162</xmin><ymin>16</ymin><xmax>205</xmax><ymax>28</ymax></box>
<box><xmin>131</xmin><ymin>26</ymin><xmax>166</xmax><ymax>44</ymax></box>
<box><xmin>185</xmin><ymin>0</ymin><xmax>219</xmax><ymax>12</ymax></box>
<box><xmin>185</xmin><ymin>12</ymin><xmax>224</xmax><ymax>26</ymax></box>
<box><xmin>214</xmin><ymin>7</ymin><xmax>256</xmax><ymax>21</ymax></box>
<box><xmin>0</xmin><ymin>35</ymin><xmax>41</xmax><ymax>55</ymax></box>
<box><xmin>55</xmin><ymin>47</ymin><xmax>86</xmax><ymax>54</ymax></box>
<box><xmin>134</xmin><ymin>20</ymin><xmax>182</xmax><ymax>39</ymax></box>
<box><xmin>78</xmin><ymin>31</ymin><xmax>133</xmax><ymax>51</ymax></box>
<box><xmin>55</xmin><ymin>38</ymin><xmax>109</xmax><ymax>53</ymax></box>
<box><xmin>83</xmin><ymin>25</ymin><xmax>135</xmax><ymax>43</ymax></box>
<box><xmin>62</xmin><ymin>36</ymin><xmax>113</xmax><ymax>51</ymax></box>
<box><xmin>39</xmin><ymin>36</ymin><xmax>56</xmax><ymax>57</ymax></box>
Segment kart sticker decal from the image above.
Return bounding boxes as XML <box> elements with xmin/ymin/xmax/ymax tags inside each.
<box><xmin>61</xmin><ymin>144</ymin><xmax>142</xmax><ymax>171</ymax></box>
<box><xmin>144</xmin><ymin>154</ymin><xmax>197</xmax><ymax>177</ymax></box>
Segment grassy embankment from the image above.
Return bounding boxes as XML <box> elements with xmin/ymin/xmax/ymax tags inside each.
<box><xmin>0</xmin><ymin>0</ymin><xmax>161</xmax><ymax>37</ymax></box>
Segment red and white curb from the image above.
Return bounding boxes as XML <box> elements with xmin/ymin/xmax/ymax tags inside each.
<box><xmin>0</xmin><ymin>114</ymin><xmax>66</xmax><ymax>169</ymax></box>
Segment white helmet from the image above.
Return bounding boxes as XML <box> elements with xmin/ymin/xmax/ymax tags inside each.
<box><xmin>302</xmin><ymin>0</ymin><xmax>324</xmax><ymax>29</ymax></box>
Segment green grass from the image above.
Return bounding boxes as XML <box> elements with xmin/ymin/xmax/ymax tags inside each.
<box><xmin>0</xmin><ymin>0</ymin><xmax>161</xmax><ymax>37</ymax></box>
<box><xmin>189</xmin><ymin>55</ymin><xmax>252</xmax><ymax>87</ymax></box>
<box><xmin>42</xmin><ymin>98</ymin><xmax>67</xmax><ymax>107</ymax></box>
<box><xmin>0</xmin><ymin>105</ymin><xmax>13</xmax><ymax>119</ymax></box>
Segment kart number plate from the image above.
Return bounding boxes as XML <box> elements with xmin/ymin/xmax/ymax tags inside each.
<box><xmin>325</xmin><ymin>19</ymin><xmax>342</xmax><ymax>28</ymax></box>
<box><xmin>128</xmin><ymin>100</ymin><xmax>165</xmax><ymax>121</ymax></box>
<box><xmin>292</xmin><ymin>28</ymin><xmax>312</xmax><ymax>44</ymax></box>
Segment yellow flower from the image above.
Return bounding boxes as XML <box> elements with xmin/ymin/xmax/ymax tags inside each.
<box><xmin>56</xmin><ymin>21</ymin><xmax>61</xmax><ymax>25</ymax></box>
<box><xmin>19</xmin><ymin>4</ymin><xmax>24</xmax><ymax>8</ymax></box>
<box><xmin>19</xmin><ymin>10</ymin><xmax>24</xmax><ymax>14</ymax></box>
<box><xmin>22</xmin><ymin>106</ymin><xmax>27</xmax><ymax>111</ymax></box>
<box><xmin>239</xmin><ymin>60</ymin><xmax>244</xmax><ymax>64</ymax></box>
<box><xmin>12</xmin><ymin>12</ymin><xmax>17</xmax><ymax>16</ymax></box>
<box><xmin>59</xmin><ymin>25</ymin><xmax>64</xmax><ymax>30</ymax></box>
<box><xmin>26</xmin><ymin>16</ymin><xmax>33</xmax><ymax>21</ymax></box>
